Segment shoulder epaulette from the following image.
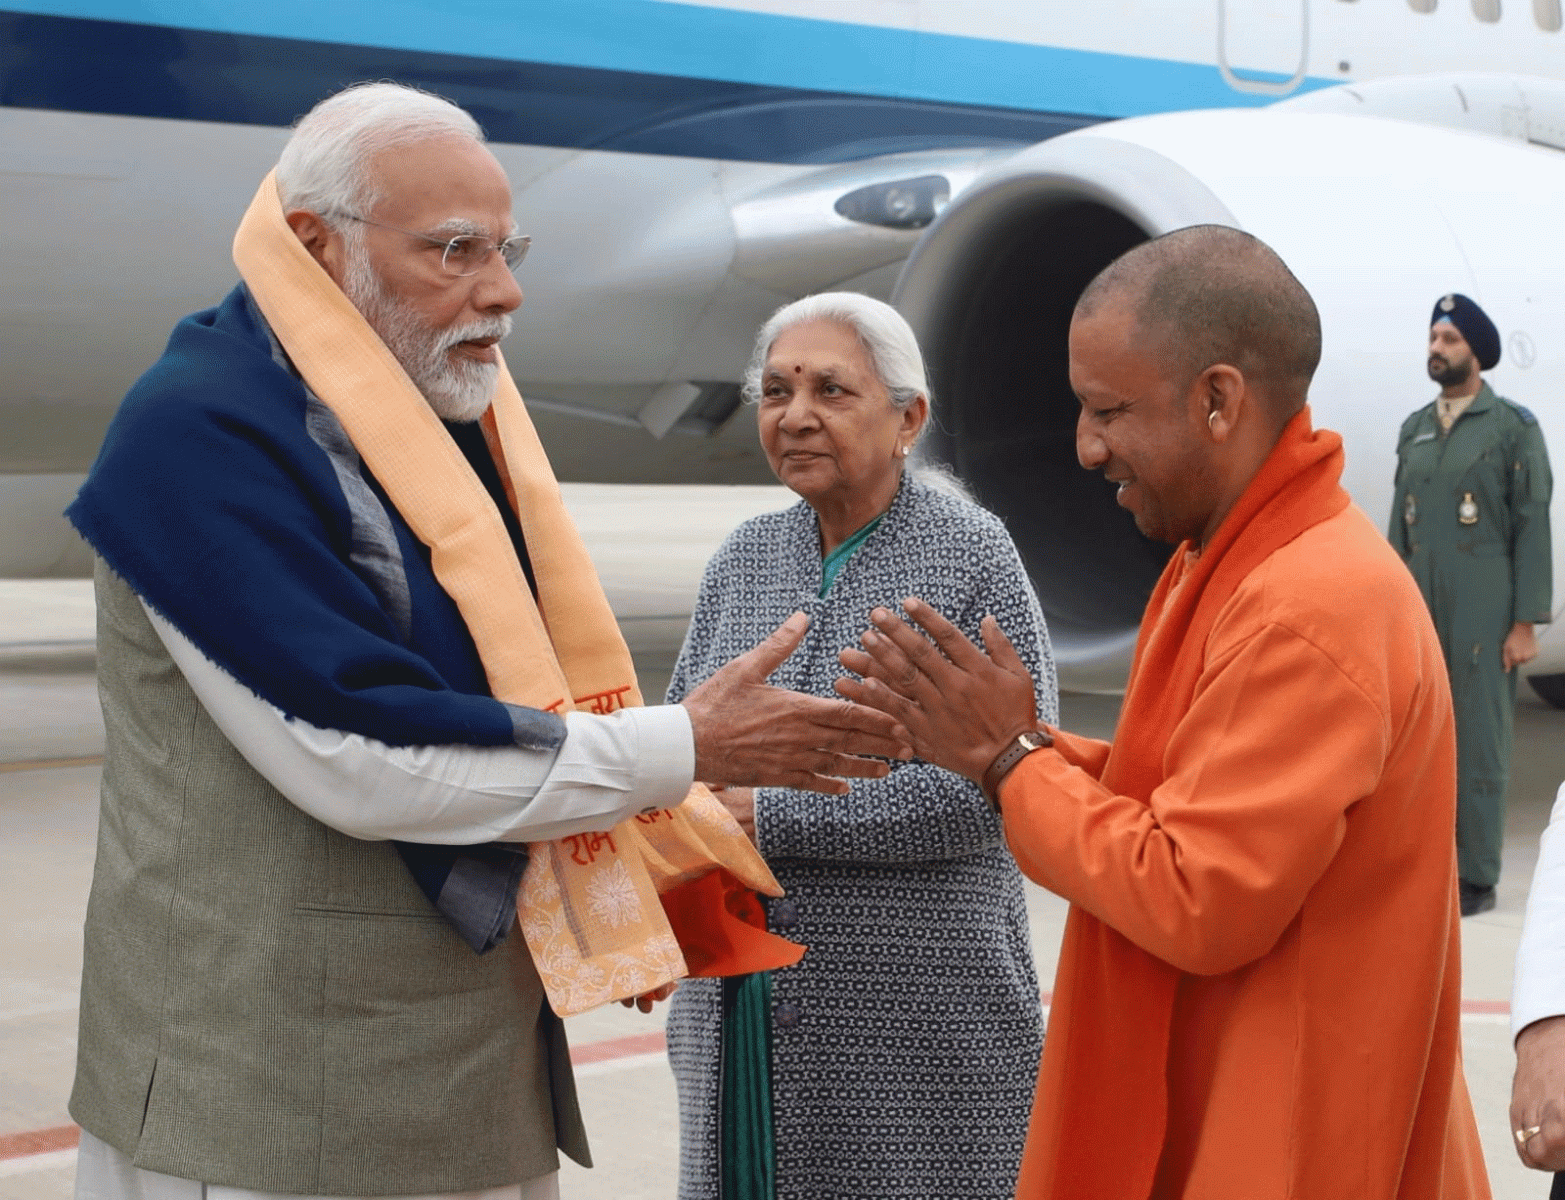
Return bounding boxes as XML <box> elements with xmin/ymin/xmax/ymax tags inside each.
<box><xmin>1501</xmin><ymin>399</ymin><xmax>1539</xmax><ymax>426</ymax></box>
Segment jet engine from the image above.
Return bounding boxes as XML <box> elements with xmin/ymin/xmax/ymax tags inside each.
<box><xmin>894</xmin><ymin>101</ymin><xmax>1565</xmax><ymax>693</ymax></box>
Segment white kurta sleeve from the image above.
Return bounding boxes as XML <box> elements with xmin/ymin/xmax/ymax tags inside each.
<box><xmin>144</xmin><ymin>601</ymin><xmax>694</xmax><ymax>846</ymax></box>
<box><xmin>1513</xmin><ymin>782</ymin><xmax>1565</xmax><ymax>1039</ymax></box>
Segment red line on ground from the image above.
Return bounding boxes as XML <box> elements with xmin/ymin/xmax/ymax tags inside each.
<box><xmin>0</xmin><ymin>1124</ymin><xmax>79</xmax><ymax>1161</ymax></box>
<box><xmin>0</xmin><ymin>755</ymin><xmax>103</xmax><ymax>775</ymax></box>
<box><xmin>0</xmin><ymin>1033</ymin><xmax>674</xmax><ymax>1162</ymax></box>
<box><xmin>569</xmin><ymin>1029</ymin><xmax>668</xmax><ymax>1065</ymax></box>
<box><xmin>1461</xmin><ymin>998</ymin><xmax>1510</xmax><ymax>1015</ymax></box>
<box><xmin>0</xmin><ymin>1001</ymin><xmax>1514</xmax><ymax>1162</ymax></box>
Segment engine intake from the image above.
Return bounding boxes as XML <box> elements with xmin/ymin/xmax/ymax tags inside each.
<box><xmin>895</xmin><ymin>136</ymin><xmax>1238</xmax><ymax>689</ymax></box>
<box><xmin>896</xmin><ymin>104</ymin><xmax>1565</xmax><ymax>691</ymax></box>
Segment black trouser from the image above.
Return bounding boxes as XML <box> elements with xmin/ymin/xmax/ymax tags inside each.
<box><xmin>1552</xmin><ymin>1171</ymin><xmax>1565</xmax><ymax>1198</ymax></box>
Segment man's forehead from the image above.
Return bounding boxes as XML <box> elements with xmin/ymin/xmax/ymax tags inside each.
<box><xmin>1067</xmin><ymin>335</ymin><xmax>1128</xmax><ymax>397</ymax></box>
<box><xmin>1070</xmin><ymin>305</ymin><xmax>1139</xmax><ymax>362</ymax></box>
<box><xmin>1431</xmin><ymin>317</ymin><xmax>1468</xmax><ymax>341</ymax></box>
<box><xmin>1070</xmin><ymin>307</ymin><xmax>1169</xmax><ymax>398</ymax></box>
<box><xmin>366</xmin><ymin>136</ymin><xmax>513</xmax><ymax>223</ymax></box>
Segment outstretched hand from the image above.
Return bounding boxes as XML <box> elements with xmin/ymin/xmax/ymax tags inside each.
<box><xmin>682</xmin><ymin>612</ymin><xmax>911</xmax><ymax>795</ymax></box>
<box><xmin>836</xmin><ymin>598</ymin><xmax>1040</xmax><ymax>785</ymax></box>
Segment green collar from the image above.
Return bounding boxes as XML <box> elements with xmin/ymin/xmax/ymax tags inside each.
<box><xmin>819</xmin><ymin>514</ymin><xmax>884</xmax><ymax>597</ymax></box>
<box><xmin>1462</xmin><ymin>381</ymin><xmax>1497</xmax><ymax>416</ymax></box>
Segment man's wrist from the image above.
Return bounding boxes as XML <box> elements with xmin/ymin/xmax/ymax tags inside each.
<box><xmin>981</xmin><ymin>726</ymin><xmax>1053</xmax><ymax>811</ymax></box>
<box><xmin>1517</xmin><ymin>1012</ymin><xmax>1565</xmax><ymax>1050</ymax></box>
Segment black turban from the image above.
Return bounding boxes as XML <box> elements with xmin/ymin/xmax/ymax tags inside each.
<box><xmin>1431</xmin><ymin>293</ymin><xmax>1501</xmax><ymax>371</ymax></box>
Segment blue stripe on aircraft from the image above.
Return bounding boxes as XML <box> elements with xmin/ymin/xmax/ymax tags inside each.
<box><xmin>0</xmin><ymin>11</ymin><xmax>1104</xmax><ymax>163</ymax></box>
<box><xmin>1</xmin><ymin>0</ymin><xmax>1332</xmax><ymax>119</ymax></box>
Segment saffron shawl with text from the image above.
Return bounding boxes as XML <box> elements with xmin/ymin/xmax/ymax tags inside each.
<box><xmin>223</xmin><ymin>172</ymin><xmax>801</xmax><ymax>1015</ymax></box>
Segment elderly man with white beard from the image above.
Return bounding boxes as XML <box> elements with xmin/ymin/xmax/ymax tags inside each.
<box><xmin>63</xmin><ymin>83</ymin><xmax>906</xmax><ymax>1200</ymax></box>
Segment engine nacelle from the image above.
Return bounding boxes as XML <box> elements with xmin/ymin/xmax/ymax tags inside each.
<box><xmin>895</xmin><ymin>107</ymin><xmax>1565</xmax><ymax>692</ymax></box>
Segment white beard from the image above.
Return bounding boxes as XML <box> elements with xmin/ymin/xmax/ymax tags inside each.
<box><xmin>342</xmin><ymin>250</ymin><xmax>512</xmax><ymax>423</ymax></box>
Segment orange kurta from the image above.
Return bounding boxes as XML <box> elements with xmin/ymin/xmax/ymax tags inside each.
<box><xmin>1005</xmin><ymin>412</ymin><xmax>1489</xmax><ymax>1198</ymax></box>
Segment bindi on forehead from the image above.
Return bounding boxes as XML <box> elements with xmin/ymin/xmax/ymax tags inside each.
<box><xmin>765</xmin><ymin>360</ymin><xmax>850</xmax><ymax>384</ymax></box>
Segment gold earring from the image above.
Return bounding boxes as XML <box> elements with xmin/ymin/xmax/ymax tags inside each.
<box><xmin>1208</xmin><ymin>411</ymin><xmax>1219</xmax><ymax>429</ymax></box>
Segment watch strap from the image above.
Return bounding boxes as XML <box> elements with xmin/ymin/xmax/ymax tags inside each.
<box><xmin>981</xmin><ymin>726</ymin><xmax>1053</xmax><ymax>810</ymax></box>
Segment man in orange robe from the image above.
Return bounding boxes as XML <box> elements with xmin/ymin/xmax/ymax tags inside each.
<box><xmin>840</xmin><ymin>226</ymin><xmax>1490</xmax><ymax>1198</ymax></box>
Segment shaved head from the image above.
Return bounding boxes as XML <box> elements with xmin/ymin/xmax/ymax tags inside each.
<box><xmin>1076</xmin><ymin>225</ymin><xmax>1320</xmax><ymax>427</ymax></box>
<box><xmin>1071</xmin><ymin>226</ymin><xmax>1325</xmax><ymax>547</ymax></box>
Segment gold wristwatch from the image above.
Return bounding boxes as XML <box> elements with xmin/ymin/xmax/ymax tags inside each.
<box><xmin>981</xmin><ymin>727</ymin><xmax>1053</xmax><ymax>812</ymax></box>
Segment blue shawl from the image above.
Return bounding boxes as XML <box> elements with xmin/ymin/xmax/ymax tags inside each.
<box><xmin>68</xmin><ymin>285</ymin><xmax>561</xmax><ymax>951</ymax></box>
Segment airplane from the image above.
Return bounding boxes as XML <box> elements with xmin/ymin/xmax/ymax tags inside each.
<box><xmin>2</xmin><ymin>0</ymin><xmax>1563</xmax><ymax>702</ymax></box>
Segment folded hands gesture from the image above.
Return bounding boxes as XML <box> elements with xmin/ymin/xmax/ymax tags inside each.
<box><xmin>835</xmin><ymin>597</ymin><xmax>1040</xmax><ymax>786</ymax></box>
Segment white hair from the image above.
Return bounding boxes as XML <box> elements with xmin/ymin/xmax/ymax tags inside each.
<box><xmin>275</xmin><ymin>82</ymin><xmax>484</xmax><ymax>219</ymax></box>
<box><xmin>741</xmin><ymin>292</ymin><xmax>932</xmax><ymax>412</ymax></box>
<box><xmin>908</xmin><ymin>458</ymin><xmax>976</xmax><ymax>503</ymax></box>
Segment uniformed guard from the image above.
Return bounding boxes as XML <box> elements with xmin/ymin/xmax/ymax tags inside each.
<box><xmin>1390</xmin><ymin>293</ymin><xmax>1553</xmax><ymax>916</ymax></box>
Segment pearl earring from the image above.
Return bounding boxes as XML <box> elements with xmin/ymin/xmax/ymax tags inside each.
<box><xmin>901</xmin><ymin>445</ymin><xmax>910</xmax><ymax>457</ymax></box>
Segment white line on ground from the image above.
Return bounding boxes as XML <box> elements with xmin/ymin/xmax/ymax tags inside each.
<box><xmin>574</xmin><ymin>1051</ymin><xmax>671</xmax><ymax>1079</ymax></box>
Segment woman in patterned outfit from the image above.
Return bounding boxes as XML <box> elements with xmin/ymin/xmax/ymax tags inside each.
<box><xmin>665</xmin><ymin>293</ymin><xmax>1054</xmax><ymax>1200</ymax></box>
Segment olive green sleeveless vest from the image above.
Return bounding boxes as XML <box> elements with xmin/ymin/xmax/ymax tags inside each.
<box><xmin>70</xmin><ymin>562</ymin><xmax>590</xmax><ymax>1194</ymax></box>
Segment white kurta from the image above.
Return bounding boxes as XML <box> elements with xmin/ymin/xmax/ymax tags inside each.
<box><xmin>144</xmin><ymin>601</ymin><xmax>695</xmax><ymax>842</ymax></box>
<box><xmin>1512</xmin><ymin>782</ymin><xmax>1565</xmax><ymax>1039</ymax></box>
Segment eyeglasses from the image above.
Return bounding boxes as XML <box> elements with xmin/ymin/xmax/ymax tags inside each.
<box><xmin>333</xmin><ymin>213</ymin><xmax>531</xmax><ymax>276</ymax></box>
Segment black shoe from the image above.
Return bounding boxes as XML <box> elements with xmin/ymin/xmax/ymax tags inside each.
<box><xmin>1459</xmin><ymin>881</ymin><xmax>1496</xmax><ymax>917</ymax></box>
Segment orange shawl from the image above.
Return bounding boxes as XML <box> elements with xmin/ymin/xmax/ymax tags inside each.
<box><xmin>1021</xmin><ymin>410</ymin><xmax>1349</xmax><ymax>1196</ymax></box>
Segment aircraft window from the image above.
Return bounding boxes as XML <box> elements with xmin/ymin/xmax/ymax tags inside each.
<box><xmin>1471</xmin><ymin>0</ymin><xmax>1502</xmax><ymax>18</ymax></box>
<box><xmin>1536</xmin><ymin>0</ymin><xmax>1563</xmax><ymax>29</ymax></box>
<box><xmin>1407</xmin><ymin>0</ymin><xmax>1437</xmax><ymax>12</ymax></box>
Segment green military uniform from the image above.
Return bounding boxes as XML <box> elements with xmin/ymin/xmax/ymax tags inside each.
<box><xmin>1390</xmin><ymin>382</ymin><xmax>1553</xmax><ymax>889</ymax></box>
